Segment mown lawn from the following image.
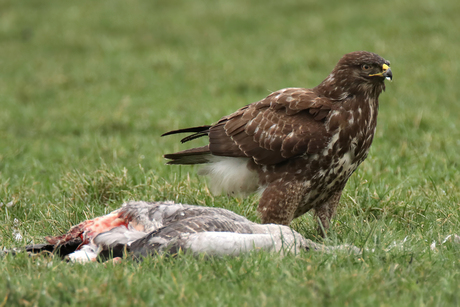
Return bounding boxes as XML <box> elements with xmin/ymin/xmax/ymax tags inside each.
<box><xmin>1</xmin><ymin>0</ymin><xmax>460</xmax><ymax>305</ymax></box>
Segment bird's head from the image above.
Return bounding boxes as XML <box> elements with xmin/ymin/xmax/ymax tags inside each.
<box><xmin>318</xmin><ymin>51</ymin><xmax>392</xmax><ymax>99</ymax></box>
<box><xmin>337</xmin><ymin>51</ymin><xmax>392</xmax><ymax>82</ymax></box>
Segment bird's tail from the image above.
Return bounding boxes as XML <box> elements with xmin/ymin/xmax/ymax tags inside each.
<box><xmin>162</xmin><ymin>125</ymin><xmax>213</xmax><ymax>165</ymax></box>
<box><xmin>163</xmin><ymin>146</ymin><xmax>212</xmax><ymax>165</ymax></box>
<box><xmin>161</xmin><ymin>125</ymin><xmax>211</xmax><ymax>143</ymax></box>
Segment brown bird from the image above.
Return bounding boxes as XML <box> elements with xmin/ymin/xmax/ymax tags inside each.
<box><xmin>162</xmin><ymin>51</ymin><xmax>392</xmax><ymax>234</ymax></box>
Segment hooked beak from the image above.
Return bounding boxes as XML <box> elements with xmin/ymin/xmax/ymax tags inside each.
<box><xmin>369</xmin><ymin>63</ymin><xmax>393</xmax><ymax>81</ymax></box>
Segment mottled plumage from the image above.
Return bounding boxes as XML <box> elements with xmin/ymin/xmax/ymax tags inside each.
<box><xmin>6</xmin><ymin>201</ymin><xmax>358</xmax><ymax>262</ymax></box>
<box><xmin>162</xmin><ymin>51</ymin><xmax>392</xmax><ymax>234</ymax></box>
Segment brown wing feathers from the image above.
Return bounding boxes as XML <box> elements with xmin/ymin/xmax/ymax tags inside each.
<box><xmin>162</xmin><ymin>88</ymin><xmax>333</xmax><ymax>165</ymax></box>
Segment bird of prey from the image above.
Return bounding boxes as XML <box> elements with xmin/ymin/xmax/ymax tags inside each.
<box><xmin>6</xmin><ymin>201</ymin><xmax>358</xmax><ymax>262</ymax></box>
<box><xmin>162</xmin><ymin>51</ymin><xmax>392</xmax><ymax>234</ymax></box>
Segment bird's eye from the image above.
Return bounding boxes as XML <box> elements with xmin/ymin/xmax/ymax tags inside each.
<box><xmin>361</xmin><ymin>64</ymin><xmax>371</xmax><ymax>70</ymax></box>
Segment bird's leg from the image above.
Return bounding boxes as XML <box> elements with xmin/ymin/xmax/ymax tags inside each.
<box><xmin>257</xmin><ymin>180</ymin><xmax>305</xmax><ymax>225</ymax></box>
<box><xmin>314</xmin><ymin>190</ymin><xmax>342</xmax><ymax>237</ymax></box>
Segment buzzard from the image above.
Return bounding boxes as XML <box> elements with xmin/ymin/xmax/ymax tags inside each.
<box><xmin>162</xmin><ymin>51</ymin><xmax>392</xmax><ymax>234</ymax></box>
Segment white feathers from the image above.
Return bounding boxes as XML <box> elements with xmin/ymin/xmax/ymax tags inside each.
<box><xmin>324</xmin><ymin>133</ymin><xmax>339</xmax><ymax>153</ymax></box>
<box><xmin>183</xmin><ymin>224</ymin><xmax>318</xmax><ymax>256</ymax></box>
<box><xmin>67</xmin><ymin>243</ymin><xmax>101</xmax><ymax>263</ymax></box>
<box><xmin>348</xmin><ymin>115</ymin><xmax>354</xmax><ymax>125</ymax></box>
<box><xmin>184</xmin><ymin>231</ymin><xmax>302</xmax><ymax>256</ymax></box>
<box><xmin>285</xmin><ymin>131</ymin><xmax>295</xmax><ymax>140</ymax></box>
<box><xmin>178</xmin><ymin>218</ymin><xmax>361</xmax><ymax>257</ymax></box>
<box><xmin>339</xmin><ymin>92</ymin><xmax>350</xmax><ymax>100</ymax></box>
<box><xmin>338</xmin><ymin>151</ymin><xmax>353</xmax><ymax>171</ymax></box>
<box><xmin>198</xmin><ymin>156</ymin><xmax>259</xmax><ymax>196</ymax></box>
<box><xmin>12</xmin><ymin>218</ymin><xmax>23</xmax><ymax>242</ymax></box>
<box><xmin>93</xmin><ymin>226</ymin><xmax>147</xmax><ymax>247</ymax></box>
<box><xmin>325</xmin><ymin>74</ymin><xmax>335</xmax><ymax>83</ymax></box>
<box><xmin>268</xmin><ymin>124</ymin><xmax>278</xmax><ymax>132</ymax></box>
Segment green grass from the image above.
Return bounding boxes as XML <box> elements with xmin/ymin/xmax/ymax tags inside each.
<box><xmin>1</xmin><ymin>0</ymin><xmax>460</xmax><ymax>305</ymax></box>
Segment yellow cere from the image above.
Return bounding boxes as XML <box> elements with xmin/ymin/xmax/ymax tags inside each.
<box><xmin>369</xmin><ymin>63</ymin><xmax>390</xmax><ymax>77</ymax></box>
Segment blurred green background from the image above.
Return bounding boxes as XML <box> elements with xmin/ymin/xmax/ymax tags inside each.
<box><xmin>1</xmin><ymin>0</ymin><xmax>460</xmax><ymax>305</ymax></box>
